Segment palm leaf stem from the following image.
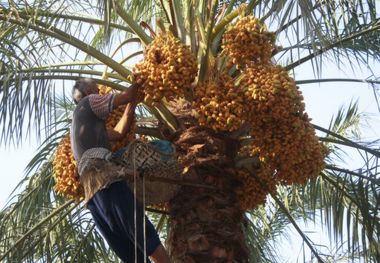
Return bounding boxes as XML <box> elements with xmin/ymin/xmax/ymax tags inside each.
<box><xmin>113</xmin><ymin>1</ymin><xmax>152</xmax><ymax>46</ymax></box>
<box><xmin>318</xmin><ymin>137</ymin><xmax>379</xmax><ymax>157</ymax></box>
<box><xmin>16</xmin><ymin>9</ymin><xmax>132</xmax><ymax>32</ymax></box>
<box><xmin>167</xmin><ymin>0</ymin><xmax>178</xmax><ymax>37</ymax></box>
<box><xmin>296</xmin><ymin>78</ymin><xmax>380</xmax><ymax>85</ymax></box>
<box><xmin>198</xmin><ymin>0</ymin><xmax>219</xmax><ymax>81</ymax></box>
<box><xmin>0</xmin><ymin>74</ymin><xmax>130</xmax><ymax>91</ymax></box>
<box><xmin>187</xmin><ymin>0</ymin><xmax>196</xmax><ymax>53</ymax></box>
<box><xmin>314</xmin><ymin>125</ymin><xmax>380</xmax><ymax>157</ymax></box>
<box><xmin>279</xmin><ymin>44</ymin><xmax>314</xmax><ymax>52</ymax></box>
<box><xmin>210</xmin><ymin>0</ymin><xmax>238</xmax><ymax>53</ymax></box>
<box><xmin>245</xmin><ymin>0</ymin><xmax>260</xmax><ymax>16</ymax></box>
<box><xmin>285</xmin><ymin>22</ymin><xmax>380</xmax><ymax>71</ymax></box>
<box><xmin>0</xmin><ymin>25</ymin><xmax>16</xmax><ymax>40</ymax></box>
<box><xmin>159</xmin><ymin>0</ymin><xmax>172</xmax><ymax>26</ymax></box>
<box><xmin>194</xmin><ymin>8</ymin><xmax>207</xmax><ymax>51</ymax></box>
<box><xmin>272</xmin><ymin>192</ymin><xmax>325</xmax><ymax>262</ymax></box>
<box><xmin>172</xmin><ymin>0</ymin><xmax>186</xmax><ymax>42</ymax></box>
<box><xmin>156</xmin><ymin>214</ymin><xmax>167</xmax><ymax>232</ymax></box>
<box><xmin>150</xmin><ymin>104</ymin><xmax>178</xmax><ymax>132</ymax></box>
<box><xmin>14</xmin><ymin>61</ymin><xmax>102</xmax><ymax>70</ymax></box>
<box><xmin>224</xmin><ymin>0</ymin><xmax>238</xmax><ymax>15</ymax></box>
<box><xmin>211</xmin><ymin>3</ymin><xmax>243</xmax><ymax>40</ymax></box>
<box><xmin>109</xmin><ymin>37</ymin><xmax>141</xmax><ymax>60</ymax></box>
<box><xmin>0</xmin><ymin>200</ymin><xmax>74</xmax><ymax>261</ymax></box>
<box><xmin>0</xmin><ymin>13</ymin><xmax>132</xmax><ymax>79</ymax></box>
<box><xmin>270</xmin><ymin>192</ymin><xmax>325</xmax><ymax>262</ymax></box>
<box><xmin>1</xmin><ymin>68</ymin><xmax>128</xmax><ymax>82</ymax></box>
<box><xmin>119</xmin><ymin>51</ymin><xmax>144</xmax><ymax>66</ymax></box>
<box><xmin>325</xmin><ymin>165</ymin><xmax>380</xmax><ymax>184</ymax></box>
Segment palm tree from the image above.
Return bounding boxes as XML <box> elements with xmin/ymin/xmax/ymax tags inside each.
<box><xmin>0</xmin><ymin>0</ymin><xmax>379</xmax><ymax>262</ymax></box>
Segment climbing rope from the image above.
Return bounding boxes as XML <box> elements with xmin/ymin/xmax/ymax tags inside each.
<box><xmin>132</xmin><ymin>142</ymin><xmax>148</xmax><ymax>263</ymax></box>
<box><xmin>143</xmin><ymin>172</ymin><xmax>147</xmax><ymax>263</ymax></box>
<box><xmin>133</xmin><ymin>149</ymin><xmax>138</xmax><ymax>263</ymax></box>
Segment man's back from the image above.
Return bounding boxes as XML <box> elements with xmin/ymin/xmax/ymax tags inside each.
<box><xmin>70</xmin><ymin>94</ymin><xmax>113</xmax><ymax>161</ymax></box>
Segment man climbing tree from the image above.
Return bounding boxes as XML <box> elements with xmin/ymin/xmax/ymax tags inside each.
<box><xmin>70</xmin><ymin>78</ymin><xmax>171</xmax><ymax>263</ymax></box>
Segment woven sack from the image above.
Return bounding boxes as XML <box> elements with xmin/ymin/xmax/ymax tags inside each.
<box><xmin>113</xmin><ymin>140</ymin><xmax>181</xmax><ymax>205</ymax></box>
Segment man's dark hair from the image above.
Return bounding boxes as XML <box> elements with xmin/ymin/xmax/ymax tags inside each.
<box><xmin>72</xmin><ymin>78</ymin><xmax>96</xmax><ymax>104</ymax></box>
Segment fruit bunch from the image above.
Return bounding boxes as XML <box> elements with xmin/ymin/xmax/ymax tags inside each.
<box><xmin>241</xmin><ymin>64</ymin><xmax>325</xmax><ymax>185</ymax></box>
<box><xmin>52</xmin><ymin>134</ymin><xmax>83</xmax><ymax>201</ymax></box>
<box><xmin>193</xmin><ymin>73</ymin><xmax>247</xmax><ymax>132</ymax></box>
<box><xmin>242</xmin><ymin>64</ymin><xmax>305</xmax><ymax>121</ymax></box>
<box><xmin>98</xmin><ymin>84</ymin><xmax>113</xmax><ymax>95</ymax></box>
<box><xmin>222</xmin><ymin>15</ymin><xmax>276</xmax><ymax>66</ymax></box>
<box><xmin>106</xmin><ymin>105</ymin><xmax>136</xmax><ymax>151</ymax></box>
<box><xmin>235</xmin><ymin>164</ymin><xmax>276</xmax><ymax>210</ymax></box>
<box><xmin>133</xmin><ymin>32</ymin><xmax>197</xmax><ymax>105</ymax></box>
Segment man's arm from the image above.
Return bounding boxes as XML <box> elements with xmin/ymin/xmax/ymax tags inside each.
<box><xmin>107</xmin><ymin>101</ymin><xmax>137</xmax><ymax>141</ymax></box>
<box><xmin>112</xmin><ymin>83</ymin><xmax>139</xmax><ymax>108</ymax></box>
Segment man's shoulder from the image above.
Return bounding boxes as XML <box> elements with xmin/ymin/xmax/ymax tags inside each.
<box><xmin>88</xmin><ymin>93</ymin><xmax>114</xmax><ymax>120</ymax></box>
<box><xmin>73</xmin><ymin>96</ymin><xmax>91</xmax><ymax>114</ymax></box>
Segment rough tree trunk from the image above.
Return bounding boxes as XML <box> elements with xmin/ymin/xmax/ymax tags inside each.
<box><xmin>166</xmin><ymin>125</ymin><xmax>249</xmax><ymax>263</ymax></box>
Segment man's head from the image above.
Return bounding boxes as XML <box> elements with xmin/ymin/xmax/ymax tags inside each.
<box><xmin>72</xmin><ymin>78</ymin><xmax>99</xmax><ymax>104</ymax></box>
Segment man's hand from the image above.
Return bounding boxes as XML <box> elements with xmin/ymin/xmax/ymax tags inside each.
<box><xmin>107</xmin><ymin>101</ymin><xmax>137</xmax><ymax>141</ymax></box>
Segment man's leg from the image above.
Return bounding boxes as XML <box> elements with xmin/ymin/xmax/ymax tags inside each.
<box><xmin>88</xmin><ymin>186</ymin><xmax>150</xmax><ymax>263</ymax></box>
<box><xmin>109</xmin><ymin>181</ymin><xmax>170</xmax><ymax>262</ymax></box>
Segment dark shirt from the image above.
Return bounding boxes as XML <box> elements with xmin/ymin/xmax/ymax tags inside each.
<box><xmin>70</xmin><ymin>94</ymin><xmax>115</xmax><ymax>161</ymax></box>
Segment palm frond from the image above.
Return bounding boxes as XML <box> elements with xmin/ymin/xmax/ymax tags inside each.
<box><xmin>263</xmin><ymin>1</ymin><xmax>380</xmax><ymax>73</ymax></box>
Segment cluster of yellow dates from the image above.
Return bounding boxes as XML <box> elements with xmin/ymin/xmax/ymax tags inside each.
<box><xmin>192</xmin><ymin>16</ymin><xmax>278</xmax><ymax>133</ymax></box>
<box><xmin>234</xmin><ymin>162</ymin><xmax>276</xmax><ymax>211</ymax></box>
<box><xmin>52</xmin><ymin>135</ymin><xmax>83</xmax><ymax>201</ymax></box>
<box><xmin>222</xmin><ymin>16</ymin><xmax>276</xmax><ymax>66</ymax></box>
<box><xmin>193</xmin><ymin>15</ymin><xmax>324</xmax><ymax>209</ymax></box>
<box><xmin>133</xmin><ymin>32</ymin><xmax>198</xmax><ymax>106</ymax></box>
<box><xmin>193</xmin><ymin>73</ymin><xmax>247</xmax><ymax>132</ymax></box>
<box><xmin>241</xmin><ymin>64</ymin><xmax>325</xmax><ymax>186</ymax></box>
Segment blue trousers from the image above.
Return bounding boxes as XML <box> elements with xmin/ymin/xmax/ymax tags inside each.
<box><xmin>87</xmin><ymin>181</ymin><xmax>162</xmax><ymax>263</ymax></box>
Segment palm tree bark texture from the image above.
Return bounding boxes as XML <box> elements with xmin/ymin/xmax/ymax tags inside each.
<box><xmin>167</xmin><ymin>123</ymin><xmax>249</xmax><ymax>262</ymax></box>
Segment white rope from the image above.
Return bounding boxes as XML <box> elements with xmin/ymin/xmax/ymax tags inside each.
<box><xmin>133</xmin><ymin>148</ymin><xmax>137</xmax><ymax>263</ymax></box>
<box><xmin>129</xmin><ymin>141</ymin><xmax>161</xmax><ymax>262</ymax></box>
<box><xmin>132</xmin><ymin>142</ymin><xmax>148</xmax><ymax>263</ymax></box>
<box><xmin>143</xmin><ymin>170</ymin><xmax>147</xmax><ymax>263</ymax></box>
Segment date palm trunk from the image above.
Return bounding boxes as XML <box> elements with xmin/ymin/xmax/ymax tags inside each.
<box><xmin>166</xmin><ymin>125</ymin><xmax>249</xmax><ymax>262</ymax></box>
